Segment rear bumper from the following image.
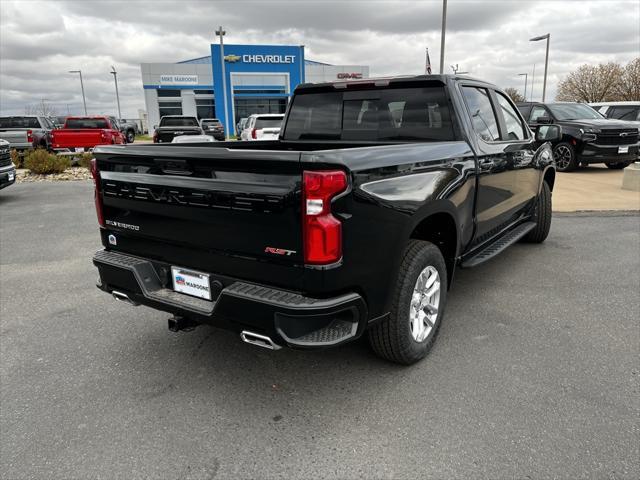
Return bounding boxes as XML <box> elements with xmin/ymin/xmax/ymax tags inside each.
<box><xmin>0</xmin><ymin>164</ymin><xmax>16</xmax><ymax>189</ymax></box>
<box><xmin>93</xmin><ymin>250</ymin><xmax>368</xmax><ymax>349</ymax></box>
<box><xmin>577</xmin><ymin>142</ymin><xmax>639</xmax><ymax>163</ymax></box>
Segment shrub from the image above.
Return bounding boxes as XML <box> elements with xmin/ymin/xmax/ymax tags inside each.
<box><xmin>77</xmin><ymin>152</ymin><xmax>93</xmax><ymax>169</ymax></box>
<box><xmin>24</xmin><ymin>149</ymin><xmax>70</xmax><ymax>174</ymax></box>
<box><xmin>10</xmin><ymin>149</ymin><xmax>22</xmax><ymax>168</ymax></box>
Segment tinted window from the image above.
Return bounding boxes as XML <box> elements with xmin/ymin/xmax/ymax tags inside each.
<box><xmin>156</xmin><ymin>89</ymin><xmax>181</xmax><ymax>98</ymax></box>
<box><xmin>284</xmin><ymin>86</ymin><xmax>454</xmax><ymax>141</ymax></box>
<box><xmin>462</xmin><ymin>87</ymin><xmax>500</xmax><ymax>142</ymax></box>
<box><xmin>0</xmin><ymin>117</ymin><xmax>40</xmax><ymax>128</ymax></box>
<box><xmin>255</xmin><ymin>117</ymin><xmax>283</xmax><ymax>129</ymax></box>
<box><xmin>530</xmin><ymin>106</ymin><xmax>549</xmax><ymax>123</ymax></box>
<box><xmin>160</xmin><ymin>117</ymin><xmax>199</xmax><ymax>127</ymax></box>
<box><xmin>496</xmin><ymin>93</ymin><xmax>526</xmax><ymax>140</ymax></box>
<box><xmin>608</xmin><ymin>106</ymin><xmax>640</xmax><ymax>121</ymax></box>
<box><xmin>547</xmin><ymin>103</ymin><xmax>602</xmax><ymax>120</ymax></box>
<box><xmin>65</xmin><ymin>118</ymin><xmax>110</xmax><ymax>129</ymax></box>
<box><xmin>516</xmin><ymin>104</ymin><xmax>532</xmax><ymax>119</ymax></box>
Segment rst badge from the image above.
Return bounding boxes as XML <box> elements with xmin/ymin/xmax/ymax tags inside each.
<box><xmin>265</xmin><ymin>247</ymin><xmax>296</xmax><ymax>256</ymax></box>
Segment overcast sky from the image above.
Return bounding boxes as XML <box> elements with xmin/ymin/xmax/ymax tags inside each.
<box><xmin>1</xmin><ymin>0</ymin><xmax>638</xmax><ymax>118</ymax></box>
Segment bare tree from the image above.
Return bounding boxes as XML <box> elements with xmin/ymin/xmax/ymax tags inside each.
<box><xmin>615</xmin><ymin>58</ymin><xmax>640</xmax><ymax>100</ymax></box>
<box><xmin>556</xmin><ymin>62</ymin><xmax>623</xmax><ymax>102</ymax></box>
<box><xmin>24</xmin><ymin>100</ymin><xmax>58</xmax><ymax>117</ymax></box>
<box><xmin>504</xmin><ymin>87</ymin><xmax>525</xmax><ymax>103</ymax></box>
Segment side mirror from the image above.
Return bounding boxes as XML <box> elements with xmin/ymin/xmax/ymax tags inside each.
<box><xmin>536</xmin><ymin>116</ymin><xmax>553</xmax><ymax>125</ymax></box>
<box><xmin>153</xmin><ymin>125</ymin><xmax>157</xmax><ymax>130</ymax></box>
<box><xmin>535</xmin><ymin>124</ymin><xmax>562</xmax><ymax>142</ymax></box>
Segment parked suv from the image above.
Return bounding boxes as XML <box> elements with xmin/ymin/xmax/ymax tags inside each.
<box><xmin>0</xmin><ymin>116</ymin><xmax>54</xmax><ymax>151</ymax></box>
<box><xmin>153</xmin><ymin>116</ymin><xmax>203</xmax><ymax>143</ymax></box>
<box><xmin>200</xmin><ymin>118</ymin><xmax>225</xmax><ymax>140</ymax></box>
<box><xmin>239</xmin><ymin>114</ymin><xmax>284</xmax><ymax>141</ymax></box>
<box><xmin>517</xmin><ymin>102</ymin><xmax>639</xmax><ymax>171</ymax></box>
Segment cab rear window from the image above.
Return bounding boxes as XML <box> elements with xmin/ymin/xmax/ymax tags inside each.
<box><xmin>283</xmin><ymin>86</ymin><xmax>454</xmax><ymax>141</ymax></box>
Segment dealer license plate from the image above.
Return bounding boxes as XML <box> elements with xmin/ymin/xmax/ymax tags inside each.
<box><xmin>171</xmin><ymin>266</ymin><xmax>212</xmax><ymax>301</ymax></box>
<box><xmin>618</xmin><ymin>146</ymin><xmax>629</xmax><ymax>154</ymax></box>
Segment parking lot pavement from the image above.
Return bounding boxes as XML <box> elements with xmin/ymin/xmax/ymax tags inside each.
<box><xmin>553</xmin><ymin>165</ymin><xmax>640</xmax><ymax>212</ymax></box>
<box><xmin>1</xmin><ymin>181</ymin><xmax>639</xmax><ymax>480</ymax></box>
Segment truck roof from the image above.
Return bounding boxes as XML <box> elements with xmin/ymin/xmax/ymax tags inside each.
<box><xmin>295</xmin><ymin>74</ymin><xmax>493</xmax><ymax>92</ymax></box>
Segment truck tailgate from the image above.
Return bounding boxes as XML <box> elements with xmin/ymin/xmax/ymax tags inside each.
<box><xmin>52</xmin><ymin>129</ymin><xmax>107</xmax><ymax>148</ymax></box>
<box><xmin>0</xmin><ymin>130</ymin><xmax>28</xmax><ymax>146</ymax></box>
<box><xmin>94</xmin><ymin>144</ymin><xmax>305</xmax><ymax>288</ymax></box>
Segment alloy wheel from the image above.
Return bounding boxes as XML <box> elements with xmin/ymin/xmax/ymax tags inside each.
<box><xmin>409</xmin><ymin>266</ymin><xmax>440</xmax><ymax>342</ymax></box>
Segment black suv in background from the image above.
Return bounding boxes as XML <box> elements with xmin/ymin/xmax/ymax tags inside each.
<box><xmin>152</xmin><ymin>116</ymin><xmax>203</xmax><ymax>143</ymax></box>
<box><xmin>517</xmin><ymin>102</ymin><xmax>639</xmax><ymax>171</ymax></box>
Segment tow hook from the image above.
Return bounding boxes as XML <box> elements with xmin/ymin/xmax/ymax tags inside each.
<box><xmin>167</xmin><ymin>315</ymin><xmax>199</xmax><ymax>332</ymax></box>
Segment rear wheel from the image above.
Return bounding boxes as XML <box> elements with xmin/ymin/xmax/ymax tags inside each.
<box><xmin>368</xmin><ymin>240</ymin><xmax>447</xmax><ymax>365</ymax></box>
<box><xmin>523</xmin><ymin>181</ymin><xmax>552</xmax><ymax>243</ymax></box>
<box><xmin>553</xmin><ymin>142</ymin><xmax>578</xmax><ymax>172</ymax></box>
<box><xmin>606</xmin><ymin>162</ymin><xmax>630</xmax><ymax>170</ymax></box>
<box><xmin>126</xmin><ymin>130</ymin><xmax>135</xmax><ymax>143</ymax></box>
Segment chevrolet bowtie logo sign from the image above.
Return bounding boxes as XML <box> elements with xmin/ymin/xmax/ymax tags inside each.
<box><xmin>224</xmin><ymin>54</ymin><xmax>241</xmax><ymax>63</ymax></box>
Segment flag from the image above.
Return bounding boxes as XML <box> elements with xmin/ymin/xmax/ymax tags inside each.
<box><xmin>425</xmin><ymin>48</ymin><xmax>432</xmax><ymax>75</ymax></box>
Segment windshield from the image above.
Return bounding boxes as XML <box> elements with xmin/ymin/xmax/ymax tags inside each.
<box><xmin>160</xmin><ymin>117</ymin><xmax>199</xmax><ymax>127</ymax></box>
<box><xmin>65</xmin><ymin>118</ymin><xmax>110</xmax><ymax>129</ymax></box>
<box><xmin>255</xmin><ymin>117</ymin><xmax>283</xmax><ymax>129</ymax></box>
<box><xmin>283</xmin><ymin>85</ymin><xmax>454</xmax><ymax>142</ymax></box>
<box><xmin>548</xmin><ymin>104</ymin><xmax>603</xmax><ymax>120</ymax></box>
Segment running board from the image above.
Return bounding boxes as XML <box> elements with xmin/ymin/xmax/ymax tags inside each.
<box><xmin>461</xmin><ymin>221</ymin><xmax>536</xmax><ymax>268</ymax></box>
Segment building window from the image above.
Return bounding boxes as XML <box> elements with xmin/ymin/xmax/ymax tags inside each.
<box><xmin>158</xmin><ymin>101</ymin><xmax>182</xmax><ymax>118</ymax></box>
<box><xmin>157</xmin><ymin>89</ymin><xmax>181</xmax><ymax>98</ymax></box>
<box><xmin>234</xmin><ymin>98</ymin><xmax>287</xmax><ymax>121</ymax></box>
<box><xmin>233</xmin><ymin>88</ymin><xmax>286</xmax><ymax>95</ymax></box>
<box><xmin>196</xmin><ymin>99</ymin><xmax>216</xmax><ymax>119</ymax></box>
<box><xmin>194</xmin><ymin>89</ymin><xmax>214</xmax><ymax>95</ymax></box>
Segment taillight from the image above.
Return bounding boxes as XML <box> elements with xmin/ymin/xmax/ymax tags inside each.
<box><xmin>251</xmin><ymin>128</ymin><xmax>257</xmax><ymax>139</ymax></box>
<box><xmin>101</xmin><ymin>131</ymin><xmax>107</xmax><ymax>142</ymax></box>
<box><xmin>302</xmin><ymin>170</ymin><xmax>348</xmax><ymax>265</ymax></box>
<box><xmin>26</xmin><ymin>130</ymin><xmax>33</xmax><ymax>143</ymax></box>
<box><xmin>90</xmin><ymin>158</ymin><xmax>105</xmax><ymax>227</ymax></box>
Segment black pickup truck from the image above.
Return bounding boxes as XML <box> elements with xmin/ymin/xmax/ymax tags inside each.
<box><xmin>92</xmin><ymin>75</ymin><xmax>559</xmax><ymax>364</ymax></box>
<box><xmin>152</xmin><ymin>116</ymin><xmax>203</xmax><ymax>143</ymax></box>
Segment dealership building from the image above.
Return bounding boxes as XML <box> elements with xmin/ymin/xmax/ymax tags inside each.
<box><xmin>140</xmin><ymin>44</ymin><xmax>369</xmax><ymax>136</ymax></box>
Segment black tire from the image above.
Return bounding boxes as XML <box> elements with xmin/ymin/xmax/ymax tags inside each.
<box><xmin>523</xmin><ymin>181</ymin><xmax>552</xmax><ymax>243</ymax></box>
<box><xmin>368</xmin><ymin>240</ymin><xmax>447</xmax><ymax>365</ymax></box>
<box><xmin>606</xmin><ymin>162</ymin><xmax>630</xmax><ymax>170</ymax></box>
<box><xmin>553</xmin><ymin>142</ymin><xmax>578</xmax><ymax>172</ymax></box>
<box><xmin>126</xmin><ymin>130</ymin><xmax>135</xmax><ymax>143</ymax></box>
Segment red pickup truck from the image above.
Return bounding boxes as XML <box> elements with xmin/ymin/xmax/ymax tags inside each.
<box><xmin>51</xmin><ymin>116</ymin><xmax>124</xmax><ymax>151</ymax></box>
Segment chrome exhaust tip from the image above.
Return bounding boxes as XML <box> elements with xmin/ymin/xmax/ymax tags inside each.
<box><xmin>112</xmin><ymin>290</ymin><xmax>140</xmax><ymax>306</ymax></box>
<box><xmin>240</xmin><ymin>331</ymin><xmax>282</xmax><ymax>350</ymax></box>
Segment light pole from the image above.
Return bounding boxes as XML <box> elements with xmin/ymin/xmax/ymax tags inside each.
<box><xmin>110</xmin><ymin>66</ymin><xmax>122</xmax><ymax>119</ymax></box>
<box><xmin>69</xmin><ymin>70</ymin><xmax>87</xmax><ymax>115</ymax></box>
<box><xmin>518</xmin><ymin>73</ymin><xmax>528</xmax><ymax>101</ymax></box>
<box><xmin>530</xmin><ymin>33</ymin><xmax>550</xmax><ymax>102</ymax></box>
<box><xmin>439</xmin><ymin>0</ymin><xmax>448</xmax><ymax>74</ymax></box>
<box><xmin>215</xmin><ymin>26</ymin><xmax>230</xmax><ymax>140</ymax></box>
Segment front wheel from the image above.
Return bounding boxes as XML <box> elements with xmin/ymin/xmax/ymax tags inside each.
<box><xmin>553</xmin><ymin>142</ymin><xmax>578</xmax><ymax>172</ymax></box>
<box><xmin>126</xmin><ymin>130</ymin><xmax>135</xmax><ymax>143</ymax></box>
<box><xmin>368</xmin><ymin>240</ymin><xmax>447</xmax><ymax>365</ymax></box>
<box><xmin>606</xmin><ymin>162</ymin><xmax>630</xmax><ymax>170</ymax></box>
<box><xmin>523</xmin><ymin>181</ymin><xmax>552</xmax><ymax>243</ymax></box>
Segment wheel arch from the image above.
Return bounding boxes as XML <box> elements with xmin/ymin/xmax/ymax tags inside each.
<box><xmin>408</xmin><ymin>208</ymin><xmax>459</xmax><ymax>288</ymax></box>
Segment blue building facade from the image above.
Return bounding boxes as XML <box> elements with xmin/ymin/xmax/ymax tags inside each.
<box><xmin>141</xmin><ymin>44</ymin><xmax>368</xmax><ymax>136</ymax></box>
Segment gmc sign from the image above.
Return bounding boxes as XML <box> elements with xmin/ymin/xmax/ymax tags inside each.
<box><xmin>337</xmin><ymin>73</ymin><xmax>363</xmax><ymax>79</ymax></box>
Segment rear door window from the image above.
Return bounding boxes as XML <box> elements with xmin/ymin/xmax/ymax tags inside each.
<box><xmin>284</xmin><ymin>86</ymin><xmax>455</xmax><ymax>141</ymax></box>
<box><xmin>461</xmin><ymin>87</ymin><xmax>500</xmax><ymax>142</ymax></box>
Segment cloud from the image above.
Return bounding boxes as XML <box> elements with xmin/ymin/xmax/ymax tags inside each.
<box><xmin>1</xmin><ymin>0</ymin><xmax>638</xmax><ymax>117</ymax></box>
